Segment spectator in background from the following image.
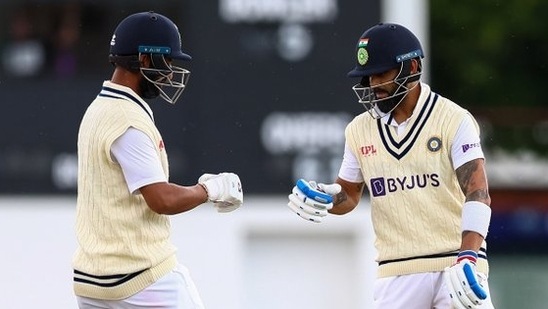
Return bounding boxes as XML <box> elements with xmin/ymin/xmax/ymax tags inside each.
<box><xmin>1</xmin><ymin>9</ymin><xmax>46</xmax><ymax>78</ymax></box>
<box><xmin>51</xmin><ymin>3</ymin><xmax>81</xmax><ymax>78</ymax></box>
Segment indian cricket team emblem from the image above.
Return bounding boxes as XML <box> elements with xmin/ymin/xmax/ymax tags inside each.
<box><xmin>427</xmin><ymin>136</ymin><xmax>442</xmax><ymax>152</ymax></box>
<box><xmin>357</xmin><ymin>38</ymin><xmax>369</xmax><ymax>65</ymax></box>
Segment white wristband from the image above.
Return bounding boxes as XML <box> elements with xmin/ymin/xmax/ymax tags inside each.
<box><xmin>461</xmin><ymin>201</ymin><xmax>491</xmax><ymax>238</ymax></box>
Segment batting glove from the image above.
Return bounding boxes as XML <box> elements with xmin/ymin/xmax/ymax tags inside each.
<box><xmin>287</xmin><ymin>179</ymin><xmax>341</xmax><ymax>223</ymax></box>
<box><xmin>198</xmin><ymin>173</ymin><xmax>243</xmax><ymax>212</ymax></box>
<box><xmin>443</xmin><ymin>250</ymin><xmax>488</xmax><ymax>309</ymax></box>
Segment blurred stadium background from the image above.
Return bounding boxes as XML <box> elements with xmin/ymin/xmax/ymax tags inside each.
<box><xmin>1</xmin><ymin>0</ymin><xmax>547</xmax><ymax>308</ymax></box>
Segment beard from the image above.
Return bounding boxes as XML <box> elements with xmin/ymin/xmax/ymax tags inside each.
<box><xmin>139</xmin><ymin>79</ymin><xmax>160</xmax><ymax>99</ymax></box>
<box><xmin>139</xmin><ymin>71</ymin><xmax>164</xmax><ymax>99</ymax></box>
<box><xmin>376</xmin><ymin>93</ymin><xmax>406</xmax><ymax>113</ymax></box>
<box><xmin>374</xmin><ymin>86</ymin><xmax>408</xmax><ymax>113</ymax></box>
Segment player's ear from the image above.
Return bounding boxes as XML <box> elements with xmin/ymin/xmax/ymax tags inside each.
<box><xmin>139</xmin><ymin>54</ymin><xmax>152</xmax><ymax>68</ymax></box>
<box><xmin>411</xmin><ymin>58</ymin><xmax>422</xmax><ymax>74</ymax></box>
<box><xmin>409</xmin><ymin>59</ymin><xmax>418</xmax><ymax>74</ymax></box>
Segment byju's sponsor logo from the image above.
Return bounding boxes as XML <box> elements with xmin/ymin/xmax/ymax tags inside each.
<box><xmin>369</xmin><ymin>173</ymin><xmax>440</xmax><ymax>197</ymax></box>
<box><xmin>370</xmin><ymin>177</ymin><xmax>386</xmax><ymax>196</ymax></box>
<box><xmin>462</xmin><ymin>142</ymin><xmax>480</xmax><ymax>153</ymax></box>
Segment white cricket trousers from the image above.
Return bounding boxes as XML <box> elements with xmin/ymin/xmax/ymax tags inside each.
<box><xmin>76</xmin><ymin>265</ymin><xmax>205</xmax><ymax>309</ymax></box>
<box><xmin>373</xmin><ymin>272</ymin><xmax>495</xmax><ymax>309</ymax></box>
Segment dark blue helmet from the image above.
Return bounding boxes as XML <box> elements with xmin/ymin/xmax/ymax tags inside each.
<box><xmin>348</xmin><ymin>23</ymin><xmax>423</xmax><ymax>78</ymax></box>
<box><xmin>348</xmin><ymin>23</ymin><xmax>424</xmax><ymax>119</ymax></box>
<box><xmin>109</xmin><ymin>11</ymin><xmax>191</xmax><ymax>61</ymax></box>
<box><xmin>109</xmin><ymin>11</ymin><xmax>192</xmax><ymax>104</ymax></box>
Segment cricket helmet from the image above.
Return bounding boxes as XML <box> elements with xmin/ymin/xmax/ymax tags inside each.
<box><xmin>348</xmin><ymin>23</ymin><xmax>424</xmax><ymax>119</ymax></box>
<box><xmin>109</xmin><ymin>11</ymin><xmax>191</xmax><ymax>104</ymax></box>
<box><xmin>109</xmin><ymin>11</ymin><xmax>191</xmax><ymax>61</ymax></box>
<box><xmin>348</xmin><ymin>22</ymin><xmax>423</xmax><ymax>78</ymax></box>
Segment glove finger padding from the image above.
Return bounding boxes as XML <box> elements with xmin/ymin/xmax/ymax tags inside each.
<box><xmin>296</xmin><ymin>179</ymin><xmax>334</xmax><ymax>206</ymax></box>
<box><xmin>291</xmin><ymin>186</ymin><xmax>331</xmax><ymax>214</ymax></box>
<box><xmin>316</xmin><ymin>182</ymin><xmax>342</xmax><ymax>196</ymax></box>
<box><xmin>287</xmin><ymin>179</ymin><xmax>340</xmax><ymax>223</ymax></box>
<box><xmin>199</xmin><ymin>172</ymin><xmax>243</xmax><ymax>206</ymax></box>
<box><xmin>444</xmin><ymin>267</ymin><xmax>474</xmax><ymax>309</ymax></box>
<box><xmin>288</xmin><ymin>191</ymin><xmax>327</xmax><ymax>216</ymax></box>
<box><xmin>214</xmin><ymin>202</ymin><xmax>240</xmax><ymax>213</ymax></box>
<box><xmin>444</xmin><ymin>261</ymin><xmax>487</xmax><ymax>309</ymax></box>
<box><xmin>287</xmin><ymin>179</ymin><xmax>337</xmax><ymax>223</ymax></box>
<box><xmin>198</xmin><ymin>173</ymin><xmax>217</xmax><ymax>183</ymax></box>
<box><xmin>287</xmin><ymin>195</ymin><xmax>324</xmax><ymax>223</ymax></box>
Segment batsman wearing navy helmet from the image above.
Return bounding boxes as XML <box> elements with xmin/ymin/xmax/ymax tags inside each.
<box><xmin>73</xmin><ymin>11</ymin><xmax>243</xmax><ymax>308</ymax></box>
<box><xmin>288</xmin><ymin>23</ymin><xmax>495</xmax><ymax>308</ymax></box>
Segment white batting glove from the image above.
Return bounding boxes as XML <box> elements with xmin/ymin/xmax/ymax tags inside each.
<box><xmin>198</xmin><ymin>173</ymin><xmax>243</xmax><ymax>212</ymax></box>
<box><xmin>443</xmin><ymin>250</ymin><xmax>488</xmax><ymax>309</ymax></box>
<box><xmin>287</xmin><ymin>179</ymin><xmax>341</xmax><ymax>223</ymax></box>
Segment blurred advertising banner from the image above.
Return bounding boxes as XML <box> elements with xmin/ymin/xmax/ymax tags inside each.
<box><xmin>0</xmin><ymin>1</ymin><xmax>377</xmax><ymax>194</ymax></box>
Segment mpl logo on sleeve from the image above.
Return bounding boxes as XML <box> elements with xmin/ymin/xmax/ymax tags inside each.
<box><xmin>461</xmin><ymin>142</ymin><xmax>480</xmax><ymax>153</ymax></box>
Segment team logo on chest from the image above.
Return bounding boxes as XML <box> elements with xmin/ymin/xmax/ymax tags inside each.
<box><xmin>427</xmin><ymin>136</ymin><xmax>442</xmax><ymax>152</ymax></box>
